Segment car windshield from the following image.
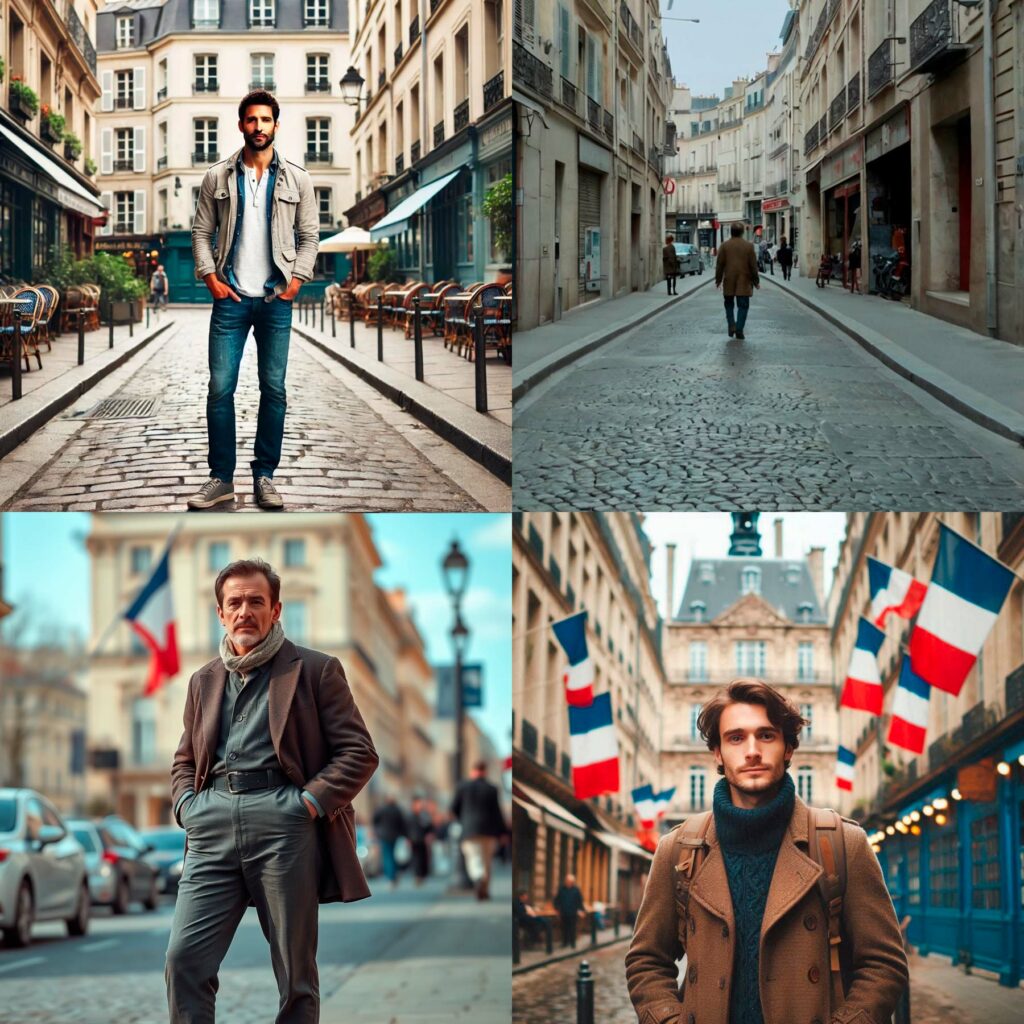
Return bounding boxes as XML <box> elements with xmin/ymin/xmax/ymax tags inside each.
<box><xmin>0</xmin><ymin>797</ymin><xmax>16</xmax><ymax>833</ymax></box>
<box><xmin>140</xmin><ymin>831</ymin><xmax>186</xmax><ymax>851</ymax></box>
<box><xmin>103</xmin><ymin>819</ymin><xmax>147</xmax><ymax>850</ymax></box>
<box><xmin>70</xmin><ymin>827</ymin><xmax>97</xmax><ymax>853</ymax></box>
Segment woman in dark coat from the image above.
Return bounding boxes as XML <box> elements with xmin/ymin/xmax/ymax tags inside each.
<box><xmin>776</xmin><ymin>236</ymin><xmax>794</xmax><ymax>280</ymax></box>
<box><xmin>662</xmin><ymin>234</ymin><xmax>680</xmax><ymax>295</ymax></box>
<box><xmin>408</xmin><ymin>796</ymin><xmax>434</xmax><ymax>886</ymax></box>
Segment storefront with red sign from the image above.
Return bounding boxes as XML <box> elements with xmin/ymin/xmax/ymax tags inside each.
<box><xmin>820</xmin><ymin>137</ymin><xmax>864</xmax><ymax>288</ymax></box>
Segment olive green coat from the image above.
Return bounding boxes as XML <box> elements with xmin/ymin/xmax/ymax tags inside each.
<box><xmin>625</xmin><ymin>794</ymin><xmax>908</xmax><ymax>1024</ymax></box>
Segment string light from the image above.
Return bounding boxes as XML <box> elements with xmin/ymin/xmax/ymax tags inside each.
<box><xmin>997</xmin><ymin>761</ymin><xmax>1010</xmax><ymax>776</ymax></box>
<box><xmin>910</xmin><ymin>810</ymin><xmax>921</xmax><ymax>822</ymax></box>
<box><xmin>922</xmin><ymin>805</ymin><xmax>934</xmax><ymax>816</ymax></box>
<box><xmin>886</xmin><ymin>825</ymin><xmax>895</xmax><ymax>836</ymax></box>
<box><xmin>910</xmin><ymin>824</ymin><xmax>921</xmax><ymax>836</ymax></box>
<box><xmin>935</xmin><ymin>813</ymin><xmax>947</xmax><ymax>826</ymax></box>
<box><xmin>948</xmin><ymin>791</ymin><xmax>960</xmax><ymax>803</ymax></box>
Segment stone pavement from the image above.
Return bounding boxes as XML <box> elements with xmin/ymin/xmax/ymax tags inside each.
<box><xmin>515</xmin><ymin>923</ymin><xmax>628</xmax><ymax>972</ymax></box>
<box><xmin>767</xmin><ymin>271</ymin><xmax>1024</xmax><ymax>444</ymax></box>
<box><xmin>513</xmin><ymin>280</ymin><xmax>1024</xmax><ymax>511</ymax></box>
<box><xmin>0</xmin><ymin>308</ymin><xmax>509</xmax><ymax>511</ymax></box>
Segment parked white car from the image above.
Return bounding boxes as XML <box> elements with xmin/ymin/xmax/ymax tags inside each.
<box><xmin>673</xmin><ymin>242</ymin><xmax>705</xmax><ymax>276</ymax></box>
<box><xmin>0</xmin><ymin>788</ymin><xmax>90</xmax><ymax>947</ymax></box>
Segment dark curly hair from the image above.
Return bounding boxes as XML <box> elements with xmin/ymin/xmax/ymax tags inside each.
<box><xmin>238</xmin><ymin>90</ymin><xmax>279</xmax><ymax>123</ymax></box>
<box><xmin>697</xmin><ymin>678</ymin><xmax>808</xmax><ymax>774</ymax></box>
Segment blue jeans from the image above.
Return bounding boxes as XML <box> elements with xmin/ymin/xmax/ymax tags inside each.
<box><xmin>380</xmin><ymin>839</ymin><xmax>398</xmax><ymax>883</ymax></box>
<box><xmin>207</xmin><ymin>295</ymin><xmax>292</xmax><ymax>483</ymax></box>
<box><xmin>723</xmin><ymin>294</ymin><xmax>751</xmax><ymax>330</ymax></box>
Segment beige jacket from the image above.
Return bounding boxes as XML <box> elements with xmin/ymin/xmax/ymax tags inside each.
<box><xmin>625</xmin><ymin>794</ymin><xmax>908</xmax><ymax>1024</ymax></box>
<box><xmin>191</xmin><ymin>146</ymin><xmax>320</xmax><ymax>298</ymax></box>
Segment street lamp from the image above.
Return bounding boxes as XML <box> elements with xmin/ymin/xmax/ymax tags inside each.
<box><xmin>442</xmin><ymin>540</ymin><xmax>471</xmax><ymax>787</ymax></box>
<box><xmin>339</xmin><ymin>66</ymin><xmax>366</xmax><ymax>109</ymax></box>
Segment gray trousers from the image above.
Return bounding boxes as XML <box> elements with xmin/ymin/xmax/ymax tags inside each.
<box><xmin>165</xmin><ymin>784</ymin><xmax>321</xmax><ymax>1024</ymax></box>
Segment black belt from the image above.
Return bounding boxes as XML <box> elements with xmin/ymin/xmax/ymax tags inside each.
<box><xmin>212</xmin><ymin>768</ymin><xmax>289</xmax><ymax>794</ymax></box>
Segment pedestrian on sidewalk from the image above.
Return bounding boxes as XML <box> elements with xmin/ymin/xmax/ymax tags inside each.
<box><xmin>150</xmin><ymin>265</ymin><xmax>169</xmax><ymax>309</ymax></box>
<box><xmin>372</xmin><ymin>795</ymin><xmax>408</xmax><ymax>890</ymax></box>
<box><xmin>452</xmin><ymin>760</ymin><xmax>506</xmax><ymax>901</ymax></box>
<box><xmin>626</xmin><ymin>679</ymin><xmax>908</xmax><ymax>1024</ymax></box>
<box><xmin>764</xmin><ymin>241</ymin><xmax>776</xmax><ymax>276</ymax></box>
<box><xmin>165</xmin><ymin>557</ymin><xmax>378</xmax><ymax>1024</ymax></box>
<box><xmin>188</xmin><ymin>89</ymin><xmax>320</xmax><ymax>512</ymax></box>
<box><xmin>776</xmin><ymin>238</ymin><xmax>794</xmax><ymax>281</ymax></box>
<box><xmin>848</xmin><ymin>240</ymin><xmax>862</xmax><ymax>294</ymax></box>
<box><xmin>715</xmin><ymin>224</ymin><xmax>760</xmax><ymax>340</ymax></box>
<box><xmin>662</xmin><ymin>235</ymin><xmax>680</xmax><ymax>296</ymax></box>
<box><xmin>408</xmin><ymin>795</ymin><xmax>435</xmax><ymax>886</ymax></box>
<box><xmin>553</xmin><ymin>873</ymin><xmax>585</xmax><ymax>949</ymax></box>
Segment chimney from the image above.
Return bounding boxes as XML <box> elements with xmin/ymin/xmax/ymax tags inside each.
<box><xmin>807</xmin><ymin>547</ymin><xmax>825</xmax><ymax>607</ymax></box>
<box><xmin>666</xmin><ymin>544</ymin><xmax>677</xmax><ymax>621</ymax></box>
<box><xmin>774</xmin><ymin>518</ymin><xmax>783</xmax><ymax>559</ymax></box>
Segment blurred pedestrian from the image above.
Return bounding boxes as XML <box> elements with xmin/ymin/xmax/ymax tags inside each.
<box><xmin>451</xmin><ymin>760</ymin><xmax>506</xmax><ymax>900</ymax></box>
<box><xmin>516</xmin><ymin>890</ymin><xmax>554</xmax><ymax>949</ymax></box>
<box><xmin>372</xmin><ymin>795</ymin><xmax>408</xmax><ymax>889</ymax></box>
<box><xmin>777</xmin><ymin>237</ymin><xmax>794</xmax><ymax>281</ymax></box>
<box><xmin>553</xmin><ymin>873</ymin><xmax>585</xmax><ymax>949</ymax></box>
<box><xmin>150</xmin><ymin>264</ymin><xmax>169</xmax><ymax>308</ymax></box>
<box><xmin>662</xmin><ymin>234</ymin><xmax>680</xmax><ymax>295</ymax></box>
<box><xmin>165</xmin><ymin>557</ymin><xmax>378</xmax><ymax>1024</ymax></box>
<box><xmin>408</xmin><ymin>796</ymin><xmax>434</xmax><ymax>886</ymax></box>
<box><xmin>715</xmin><ymin>223</ymin><xmax>760</xmax><ymax>340</ymax></box>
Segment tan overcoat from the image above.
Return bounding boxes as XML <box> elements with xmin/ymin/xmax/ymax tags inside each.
<box><xmin>714</xmin><ymin>236</ymin><xmax>760</xmax><ymax>297</ymax></box>
<box><xmin>171</xmin><ymin>639</ymin><xmax>380</xmax><ymax>903</ymax></box>
<box><xmin>625</xmin><ymin>794</ymin><xmax>908</xmax><ymax>1024</ymax></box>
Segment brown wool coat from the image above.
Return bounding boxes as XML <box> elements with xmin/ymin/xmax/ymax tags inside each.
<box><xmin>714</xmin><ymin>236</ymin><xmax>760</xmax><ymax>297</ymax></box>
<box><xmin>171</xmin><ymin>639</ymin><xmax>380</xmax><ymax>903</ymax></box>
<box><xmin>663</xmin><ymin>243</ymin><xmax>681</xmax><ymax>276</ymax></box>
<box><xmin>625</xmin><ymin>794</ymin><xmax>908</xmax><ymax>1024</ymax></box>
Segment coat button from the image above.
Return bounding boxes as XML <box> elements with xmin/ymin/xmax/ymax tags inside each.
<box><xmin>808</xmin><ymin>966</ymin><xmax>820</xmax><ymax>983</ymax></box>
<box><xmin>688</xmin><ymin>965</ymin><xmax>697</xmax><ymax>983</ymax></box>
<box><xmin>718</xmin><ymin>977</ymin><xmax>726</xmax><ymax>990</ymax></box>
<box><xmin>803</xmin><ymin>914</ymin><xmax>817</xmax><ymax>931</ymax></box>
<box><xmin>721</xmin><ymin>924</ymin><xmax>729</xmax><ymax>939</ymax></box>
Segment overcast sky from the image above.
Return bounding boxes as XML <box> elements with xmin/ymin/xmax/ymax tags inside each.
<box><xmin>661</xmin><ymin>0</ymin><xmax>794</xmax><ymax>98</ymax></box>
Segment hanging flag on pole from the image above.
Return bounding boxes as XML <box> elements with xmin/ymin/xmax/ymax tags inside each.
<box><xmin>909</xmin><ymin>524</ymin><xmax>1014</xmax><ymax>696</ymax></box>
<box><xmin>867</xmin><ymin>556</ymin><xmax>927</xmax><ymax>628</ymax></box>
<box><xmin>631</xmin><ymin>785</ymin><xmax>657</xmax><ymax>829</ymax></box>
<box><xmin>552</xmin><ymin>611</ymin><xmax>594</xmax><ymax>707</ymax></box>
<box><xmin>835</xmin><ymin>746</ymin><xmax>856</xmax><ymax>791</ymax></box>
<box><xmin>124</xmin><ymin>546</ymin><xmax>180</xmax><ymax>697</ymax></box>
<box><xmin>888</xmin><ymin>658</ymin><xmax>931</xmax><ymax>754</ymax></box>
<box><xmin>568</xmin><ymin>692</ymin><xmax>620</xmax><ymax>799</ymax></box>
<box><xmin>839</xmin><ymin>617</ymin><xmax>886</xmax><ymax>714</ymax></box>
<box><xmin>653</xmin><ymin>787</ymin><xmax>676</xmax><ymax>820</ymax></box>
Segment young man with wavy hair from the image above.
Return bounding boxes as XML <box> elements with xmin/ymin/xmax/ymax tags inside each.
<box><xmin>626</xmin><ymin>678</ymin><xmax>908</xmax><ymax>1024</ymax></box>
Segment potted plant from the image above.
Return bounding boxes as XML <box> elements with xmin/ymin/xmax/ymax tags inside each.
<box><xmin>366</xmin><ymin>244</ymin><xmax>395</xmax><ymax>282</ymax></box>
<box><xmin>84</xmin><ymin>156</ymin><xmax>97</xmax><ymax>177</ymax></box>
<box><xmin>9</xmin><ymin>77</ymin><xmax>39</xmax><ymax>120</ymax></box>
<box><xmin>40</xmin><ymin>105</ymin><xmax>65</xmax><ymax>144</ymax></box>
<box><xmin>86</xmin><ymin>252</ymin><xmax>147</xmax><ymax>323</ymax></box>
<box><xmin>63</xmin><ymin>132</ymin><xmax>83</xmax><ymax>161</ymax></box>
<box><xmin>482</xmin><ymin>172</ymin><xmax>512</xmax><ymax>262</ymax></box>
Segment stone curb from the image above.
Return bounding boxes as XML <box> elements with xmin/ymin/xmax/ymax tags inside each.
<box><xmin>512</xmin><ymin>934</ymin><xmax>630</xmax><ymax>976</ymax></box>
<box><xmin>765</xmin><ymin>277</ymin><xmax>1024</xmax><ymax>446</ymax></box>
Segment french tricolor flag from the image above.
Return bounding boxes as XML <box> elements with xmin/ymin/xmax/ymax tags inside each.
<box><xmin>835</xmin><ymin>746</ymin><xmax>855</xmax><ymax>791</ymax></box>
<box><xmin>888</xmin><ymin>658</ymin><xmax>931</xmax><ymax>754</ymax></box>
<box><xmin>910</xmin><ymin>524</ymin><xmax>1014</xmax><ymax>696</ymax></box>
<box><xmin>552</xmin><ymin>611</ymin><xmax>594</xmax><ymax>707</ymax></box>
<box><xmin>568</xmin><ymin>692</ymin><xmax>620</xmax><ymax>799</ymax></box>
<box><xmin>124</xmin><ymin>548</ymin><xmax>180</xmax><ymax>697</ymax></box>
<box><xmin>631</xmin><ymin>785</ymin><xmax>657</xmax><ymax>829</ymax></box>
<box><xmin>867</xmin><ymin>556</ymin><xmax>927</xmax><ymax>628</ymax></box>
<box><xmin>839</xmin><ymin>617</ymin><xmax>886</xmax><ymax>715</ymax></box>
<box><xmin>654</xmin><ymin>787</ymin><xmax>676</xmax><ymax>820</ymax></box>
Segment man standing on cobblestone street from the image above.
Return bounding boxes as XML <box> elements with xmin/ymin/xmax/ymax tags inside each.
<box><xmin>188</xmin><ymin>90</ymin><xmax>320</xmax><ymax>513</ymax></box>
<box><xmin>626</xmin><ymin>679</ymin><xmax>908</xmax><ymax>1024</ymax></box>
<box><xmin>715</xmin><ymin>223</ymin><xmax>760</xmax><ymax>340</ymax></box>
<box><xmin>165</xmin><ymin>558</ymin><xmax>378</xmax><ymax>1024</ymax></box>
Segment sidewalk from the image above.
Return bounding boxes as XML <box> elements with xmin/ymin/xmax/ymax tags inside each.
<box><xmin>0</xmin><ymin>313</ymin><xmax>174</xmax><ymax>459</ymax></box>
<box><xmin>513</xmin><ymin>274</ymin><xmax>712</xmax><ymax>402</ymax></box>
<box><xmin>909</xmin><ymin>950</ymin><xmax>1024</xmax><ymax>1024</ymax></box>
<box><xmin>514</xmin><ymin>923</ymin><xmax>630</xmax><ymax>974</ymax></box>
<box><xmin>292</xmin><ymin>307</ymin><xmax>511</xmax><ymax>483</ymax></box>
<box><xmin>767</xmin><ymin>271</ymin><xmax>1024</xmax><ymax>445</ymax></box>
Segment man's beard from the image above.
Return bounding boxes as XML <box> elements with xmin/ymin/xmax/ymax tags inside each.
<box><xmin>245</xmin><ymin>129</ymin><xmax>274</xmax><ymax>151</ymax></box>
<box><xmin>228</xmin><ymin>624</ymin><xmax>267</xmax><ymax>649</ymax></box>
<box><xmin>726</xmin><ymin>763</ymin><xmax>783</xmax><ymax>794</ymax></box>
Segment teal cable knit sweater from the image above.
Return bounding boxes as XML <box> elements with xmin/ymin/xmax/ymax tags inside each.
<box><xmin>712</xmin><ymin>772</ymin><xmax>795</xmax><ymax>1024</ymax></box>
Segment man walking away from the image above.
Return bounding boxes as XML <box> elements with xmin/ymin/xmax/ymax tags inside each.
<box><xmin>662</xmin><ymin>235</ymin><xmax>680</xmax><ymax>295</ymax></box>
<box><xmin>553</xmin><ymin>873</ymin><xmax>585</xmax><ymax>949</ymax></box>
<box><xmin>777</xmin><ymin>237</ymin><xmax>794</xmax><ymax>281</ymax></box>
<box><xmin>452</xmin><ymin>760</ymin><xmax>506</xmax><ymax>900</ymax></box>
<box><xmin>715</xmin><ymin>223</ymin><xmax>760</xmax><ymax>340</ymax></box>
<box><xmin>408</xmin><ymin>796</ymin><xmax>434</xmax><ymax>886</ymax></box>
<box><xmin>372</xmin><ymin>795</ymin><xmax>408</xmax><ymax>890</ymax></box>
<box><xmin>150</xmin><ymin>265</ymin><xmax>169</xmax><ymax>310</ymax></box>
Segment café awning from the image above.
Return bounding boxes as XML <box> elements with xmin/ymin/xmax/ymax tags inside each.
<box><xmin>369</xmin><ymin>168</ymin><xmax>462</xmax><ymax>241</ymax></box>
<box><xmin>513</xmin><ymin>781</ymin><xmax>588</xmax><ymax>840</ymax></box>
<box><xmin>0</xmin><ymin>124</ymin><xmax>105</xmax><ymax>218</ymax></box>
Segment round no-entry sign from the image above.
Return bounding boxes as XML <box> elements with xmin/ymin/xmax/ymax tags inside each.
<box><xmin>662</xmin><ymin>177</ymin><xmax>676</xmax><ymax>195</ymax></box>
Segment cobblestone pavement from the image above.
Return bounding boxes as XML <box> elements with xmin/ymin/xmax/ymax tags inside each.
<box><xmin>513</xmin><ymin>286</ymin><xmax>1024</xmax><ymax>510</ymax></box>
<box><xmin>1</xmin><ymin>309</ymin><xmax>493</xmax><ymax>511</ymax></box>
<box><xmin>0</xmin><ymin>872</ymin><xmax>511</xmax><ymax>1023</ymax></box>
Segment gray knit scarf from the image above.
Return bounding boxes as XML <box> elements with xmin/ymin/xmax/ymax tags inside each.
<box><xmin>220</xmin><ymin>621</ymin><xmax>286</xmax><ymax>676</ymax></box>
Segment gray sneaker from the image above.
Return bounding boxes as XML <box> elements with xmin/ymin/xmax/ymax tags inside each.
<box><xmin>254</xmin><ymin>476</ymin><xmax>284</xmax><ymax>511</ymax></box>
<box><xmin>187</xmin><ymin>477</ymin><xmax>235</xmax><ymax>509</ymax></box>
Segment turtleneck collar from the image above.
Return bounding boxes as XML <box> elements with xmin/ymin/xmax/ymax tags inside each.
<box><xmin>713</xmin><ymin>771</ymin><xmax>795</xmax><ymax>854</ymax></box>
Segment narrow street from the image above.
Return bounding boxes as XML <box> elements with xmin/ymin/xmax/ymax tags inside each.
<box><xmin>513</xmin><ymin>283</ymin><xmax>1024</xmax><ymax>510</ymax></box>
<box><xmin>0</xmin><ymin>870</ymin><xmax>511</xmax><ymax>1023</ymax></box>
<box><xmin>0</xmin><ymin>309</ymin><xmax>509</xmax><ymax>512</ymax></box>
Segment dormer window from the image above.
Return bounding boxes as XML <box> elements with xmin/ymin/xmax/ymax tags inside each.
<box><xmin>699</xmin><ymin>562</ymin><xmax>714</xmax><ymax>584</ymax></box>
<box><xmin>689</xmin><ymin>600</ymin><xmax>707</xmax><ymax>623</ymax></box>
<box><xmin>741</xmin><ymin>566</ymin><xmax>761</xmax><ymax>595</ymax></box>
<box><xmin>785</xmin><ymin>564</ymin><xmax>801</xmax><ymax>585</ymax></box>
<box><xmin>250</xmin><ymin>0</ymin><xmax>275</xmax><ymax>27</ymax></box>
<box><xmin>116</xmin><ymin>15</ymin><xmax>134</xmax><ymax>49</ymax></box>
<box><xmin>797</xmin><ymin>601</ymin><xmax>814</xmax><ymax>623</ymax></box>
<box><xmin>193</xmin><ymin>0</ymin><xmax>219</xmax><ymax>27</ymax></box>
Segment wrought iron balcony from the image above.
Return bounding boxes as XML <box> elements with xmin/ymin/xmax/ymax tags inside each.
<box><xmin>433</xmin><ymin>119</ymin><xmax>445</xmax><ymax>147</ymax></box>
<box><xmin>193</xmin><ymin>81</ymin><xmax>219</xmax><ymax>94</ymax></box>
<box><xmin>619</xmin><ymin>2</ymin><xmax>642</xmax><ymax>53</ymax></box>
<box><xmin>603</xmin><ymin>109</ymin><xmax>613</xmax><ymax>141</ymax></box>
<box><xmin>159</xmin><ymin>217</ymin><xmax>168</xmax><ymax>230</ymax></box>
<box><xmin>960</xmin><ymin>700</ymin><xmax>996</xmax><ymax>744</ymax></box>
<box><xmin>114</xmin><ymin>221</ymin><xmax>133</xmax><ymax>233</ymax></box>
<box><xmin>112</xmin><ymin>159</ymin><xmax>135</xmax><ymax>172</ymax></box>
<box><xmin>648</xmin><ymin>146</ymin><xmax>663</xmax><ymax>175</ymax></box>
<box><xmin>484</xmin><ymin>70</ymin><xmax>504</xmax><ymax>113</ymax></box>
<box><xmin>847</xmin><ymin>72</ymin><xmax>861</xmax><ymax>112</ymax></box>
<box><xmin>319</xmin><ymin>211</ymin><xmax>333</xmax><ymax>226</ymax></box>
<box><xmin>867</xmin><ymin>38</ymin><xmax>895</xmax><ymax>98</ymax></box>
<box><xmin>409</xmin><ymin>16</ymin><xmax>419</xmax><ymax>45</ymax></box>
<box><xmin>377</xmin><ymin>69</ymin><xmax>386</xmax><ymax>90</ymax></box>
<box><xmin>513</xmin><ymin>41</ymin><xmax>553</xmax><ymax>100</ymax></box>
<box><xmin>394</xmin><ymin>43</ymin><xmax>403</xmax><ymax>66</ymax></box>
<box><xmin>66</xmin><ymin>3</ymin><xmax>97</xmax><ymax>77</ymax></box>
<box><xmin>909</xmin><ymin>0</ymin><xmax>969</xmax><ymax>76</ymax></box>
<box><xmin>453</xmin><ymin>98</ymin><xmax>469</xmax><ymax>133</ymax></box>
<box><xmin>157</xmin><ymin>156</ymin><xmax>168</xmax><ymax>170</ymax></box>
<box><xmin>588</xmin><ymin>97</ymin><xmax>601</xmax><ymax>132</ymax></box>
<box><xmin>631</xmin><ymin>130</ymin><xmax>644</xmax><ymax>157</ymax></box>
<box><xmin>114</xmin><ymin>96</ymin><xmax>133</xmax><ymax>110</ymax></box>
<box><xmin>1007</xmin><ymin>662</ymin><xmax>1024</xmax><ymax>714</ymax></box>
<box><xmin>250</xmin><ymin>80</ymin><xmax>276</xmax><ymax>91</ymax></box>
<box><xmin>429</xmin><ymin>0</ymin><xmax>442</xmax><ymax>14</ymax></box>
<box><xmin>818</xmin><ymin>114</ymin><xmax>828</xmax><ymax>144</ymax></box>
<box><xmin>410</xmin><ymin>139</ymin><xmax>421</xmax><ymax>163</ymax></box>
<box><xmin>395</xmin><ymin>152</ymin><xmax>404</xmax><ymax>175</ymax></box>
<box><xmin>718</xmin><ymin>180</ymin><xmax>741</xmax><ymax>193</ymax></box>
<box><xmin>303</xmin><ymin>15</ymin><xmax>329</xmax><ymax>28</ymax></box>
<box><xmin>829</xmin><ymin>87</ymin><xmax>846</xmax><ymax>133</ymax></box>
<box><xmin>804</xmin><ymin>119</ymin><xmax>819</xmax><ymax>155</ymax></box>
<box><xmin>305</xmin><ymin>150</ymin><xmax>332</xmax><ymax>164</ymax></box>
<box><xmin>156</xmin><ymin>86</ymin><xmax>168</xmax><ymax>102</ymax></box>
<box><xmin>804</xmin><ymin>2</ymin><xmax>828</xmax><ymax>62</ymax></box>
<box><xmin>305</xmin><ymin>80</ymin><xmax>330</xmax><ymax>94</ymax></box>
<box><xmin>191</xmin><ymin>150</ymin><xmax>219</xmax><ymax>165</ymax></box>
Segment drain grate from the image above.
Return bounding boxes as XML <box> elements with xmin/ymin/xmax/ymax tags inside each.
<box><xmin>83</xmin><ymin>396</ymin><xmax>159</xmax><ymax>419</ymax></box>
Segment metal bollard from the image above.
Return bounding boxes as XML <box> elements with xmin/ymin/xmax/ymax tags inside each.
<box><xmin>590</xmin><ymin>912</ymin><xmax>598</xmax><ymax>946</ymax></box>
<box><xmin>331</xmin><ymin>305</ymin><xmax>336</xmax><ymax>339</ymax></box>
<box><xmin>613</xmin><ymin>907</ymin><xmax>620</xmax><ymax>938</ymax></box>
<box><xmin>129</xmin><ymin>316</ymin><xmax>134</xmax><ymax>338</ymax></box>
<box><xmin>512</xmin><ymin>918</ymin><xmax>521</xmax><ymax>967</ymax></box>
<box><xmin>576</xmin><ymin>961</ymin><xmax>595</xmax><ymax>1024</ymax></box>
<box><xmin>109</xmin><ymin>318</ymin><xmax>114</xmax><ymax>349</ymax></box>
<box><xmin>146</xmin><ymin>306</ymin><xmax>150</xmax><ymax>329</ymax></box>
<box><xmin>349</xmin><ymin>306</ymin><xmax>356</xmax><ymax>349</ymax></box>
<box><xmin>473</xmin><ymin>310</ymin><xmax>488</xmax><ymax>413</ymax></box>
<box><xmin>376</xmin><ymin>295</ymin><xmax>383</xmax><ymax>362</ymax></box>
<box><xmin>320</xmin><ymin>296</ymin><xmax>325</xmax><ymax>332</ymax></box>
<box><xmin>77</xmin><ymin>315</ymin><xmax>85</xmax><ymax>366</ymax></box>
<box><xmin>11</xmin><ymin>308</ymin><xmax>22</xmax><ymax>401</ymax></box>
<box><xmin>413</xmin><ymin>295</ymin><xmax>424</xmax><ymax>382</ymax></box>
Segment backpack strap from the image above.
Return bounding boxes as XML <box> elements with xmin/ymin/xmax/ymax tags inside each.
<box><xmin>808</xmin><ymin>807</ymin><xmax>847</xmax><ymax>1010</ymax></box>
<box><xmin>672</xmin><ymin>811</ymin><xmax>713</xmax><ymax>921</ymax></box>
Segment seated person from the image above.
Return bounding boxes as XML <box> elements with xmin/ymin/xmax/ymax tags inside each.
<box><xmin>515</xmin><ymin>889</ymin><xmax>554</xmax><ymax>948</ymax></box>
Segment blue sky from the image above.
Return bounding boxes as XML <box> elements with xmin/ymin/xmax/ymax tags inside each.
<box><xmin>1</xmin><ymin>512</ymin><xmax>510</xmax><ymax>753</ymax></box>
<box><xmin>661</xmin><ymin>0</ymin><xmax>794</xmax><ymax>97</ymax></box>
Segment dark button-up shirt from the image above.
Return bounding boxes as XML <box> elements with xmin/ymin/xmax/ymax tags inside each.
<box><xmin>211</xmin><ymin>662</ymin><xmax>279</xmax><ymax>776</ymax></box>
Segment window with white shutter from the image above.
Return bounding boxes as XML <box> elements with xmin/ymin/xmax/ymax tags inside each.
<box><xmin>134</xmin><ymin>67</ymin><xmax>146</xmax><ymax>109</ymax></box>
<box><xmin>101</xmin><ymin>128</ymin><xmax>114</xmax><ymax>175</ymax></box>
<box><xmin>134</xmin><ymin>127</ymin><xmax>146</xmax><ymax>173</ymax></box>
<box><xmin>134</xmin><ymin>190</ymin><xmax>146</xmax><ymax>235</ymax></box>
<box><xmin>101</xmin><ymin>70</ymin><xmax>114</xmax><ymax>112</ymax></box>
<box><xmin>115</xmin><ymin>191</ymin><xmax>134</xmax><ymax>233</ymax></box>
<box><xmin>99</xmin><ymin>192</ymin><xmax>113</xmax><ymax>236</ymax></box>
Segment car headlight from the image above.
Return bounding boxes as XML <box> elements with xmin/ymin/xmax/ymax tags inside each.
<box><xmin>99</xmin><ymin>864</ymin><xmax>112</xmax><ymax>878</ymax></box>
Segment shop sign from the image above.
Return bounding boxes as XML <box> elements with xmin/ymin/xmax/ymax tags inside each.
<box><xmin>957</xmin><ymin>758</ymin><xmax>997</xmax><ymax>802</ymax></box>
<box><xmin>866</xmin><ymin>106</ymin><xmax>911</xmax><ymax>164</ymax></box>
<box><xmin>821</xmin><ymin>138</ymin><xmax>864</xmax><ymax>192</ymax></box>
<box><xmin>762</xmin><ymin>198</ymin><xmax>790</xmax><ymax>212</ymax></box>
<box><xmin>479</xmin><ymin>111</ymin><xmax>512</xmax><ymax>156</ymax></box>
